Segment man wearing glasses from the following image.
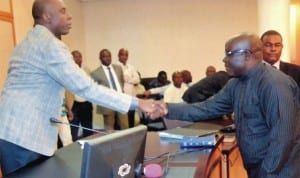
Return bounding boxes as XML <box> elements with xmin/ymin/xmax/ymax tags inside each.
<box><xmin>151</xmin><ymin>33</ymin><xmax>300</xmax><ymax>178</ymax></box>
<box><xmin>261</xmin><ymin>30</ymin><xmax>300</xmax><ymax>87</ymax></box>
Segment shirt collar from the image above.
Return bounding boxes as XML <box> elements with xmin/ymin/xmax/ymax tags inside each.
<box><xmin>272</xmin><ymin>60</ymin><xmax>280</xmax><ymax>69</ymax></box>
<box><xmin>262</xmin><ymin>60</ymin><xmax>280</xmax><ymax>69</ymax></box>
<box><xmin>102</xmin><ymin>64</ymin><xmax>112</xmax><ymax>69</ymax></box>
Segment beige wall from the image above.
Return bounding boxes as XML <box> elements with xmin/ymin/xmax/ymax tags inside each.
<box><xmin>11</xmin><ymin>0</ymin><xmax>258</xmax><ymax>81</ymax></box>
<box><xmin>62</xmin><ymin>0</ymin><xmax>86</xmax><ymax>62</ymax></box>
<box><xmin>82</xmin><ymin>0</ymin><xmax>258</xmax><ymax>80</ymax></box>
<box><xmin>13</xmin><ymin>0</ymin><xmax>34</xmax><ymax>43</ymax></box>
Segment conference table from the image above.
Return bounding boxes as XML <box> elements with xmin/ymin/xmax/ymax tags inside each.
<box><xmin>7</xmin><ymin>121</ymin><xmax>246</xmax><ymax>178</ymax></box>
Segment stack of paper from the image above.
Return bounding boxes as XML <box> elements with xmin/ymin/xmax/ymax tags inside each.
<box><xmin>158</xmin><ymin>127</ymin><xmax>218</xmax><ymax>148</ymax></box>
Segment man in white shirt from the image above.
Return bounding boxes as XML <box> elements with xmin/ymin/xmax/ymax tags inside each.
<box><xmin>164</xmin><ymin>71</ymin><xmax>188</xmax><ymax>103</ymax></box>
<box><xmin>144</xmin><ymin>70</ymin><xmax>192</xmax><ymax>96</ymax></box>
<box><xmin>91</xmin><ymin>49</ymin><xmax>129</xmax><ymax>130</ymax></box>
<box><xmin>118</xmin><ymin>48</ymin><xmax>140</xmax><ymax>127</ymax></box>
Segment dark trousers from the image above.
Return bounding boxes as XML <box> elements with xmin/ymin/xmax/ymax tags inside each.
<box><xmin>0</xmin><ymin>139</ymin><xmax>49</xmax><ymax>176</ymax></box>
<box><xmin>128</xmin><ymin>110</ymin><xmax>135</xmax><ymax>128</ymax></box>
<box><xmin>70</xmin><ymin>101</ymin><xmax>93</xmax><ymax>141</ymax></box>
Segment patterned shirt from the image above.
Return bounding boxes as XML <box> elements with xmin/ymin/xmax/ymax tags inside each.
<box><xmin>0</xmin><ymin>25</ymin><xmax>135</xmax><ymax>156</ymax></box>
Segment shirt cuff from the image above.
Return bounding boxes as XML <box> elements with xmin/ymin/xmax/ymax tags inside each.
<box><xmin>129</xmin><ymin>97</ymin><xmax>139</xmax><ymax>110</ymax></box>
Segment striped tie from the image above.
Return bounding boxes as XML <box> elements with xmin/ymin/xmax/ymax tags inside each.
<box><xmin>107</xmin><ymin>67</ymin><xmax>117</xmax><ymax>90</ymax></box>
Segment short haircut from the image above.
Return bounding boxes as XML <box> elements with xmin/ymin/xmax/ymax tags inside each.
<box><xmin>260</xmin><ymin>30</ymin><xmax>282</xmax><ymax>41</ymax></box>
<box><xmin>118</xmin><ymin>48</ymin><xmax>128</xmax><ymax>56</ymax></box>
<box><xmin>71</xmin><ymin>50</ymin><xmax>82</xmax><ymax>56</ymax></box>
<box><xmin>172</xmin><ymin>71</ymin><xmax>182</xmax><ymax>79</ymax></box>
<box><xmin>157</xmin><ymin>70</ymin><xmax>167</xmax><ymax>77</ymax></box>
<box><xmin>99</xmin><ymin>49</ymin><xmax>111</xmax><ymax>59</ymax></box>
<box><xmin>32</xmin><ymin>0</ymin><xmax>48</xmax><ymax>20</ymax></box>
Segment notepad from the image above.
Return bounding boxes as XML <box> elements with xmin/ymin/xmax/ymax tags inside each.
<box><xmin>159</xmin><ymin>127</ymin><xmax>218</xmax><ymax>139</ymax></box>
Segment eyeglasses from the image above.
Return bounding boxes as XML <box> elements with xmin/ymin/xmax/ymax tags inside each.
<box><xmin>225</xmin><ymin>48</ymin><xmax>261</xmax><ymax>57</ymax></box>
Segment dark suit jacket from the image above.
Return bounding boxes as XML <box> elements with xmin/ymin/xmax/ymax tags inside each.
<box><xmin>90</xmin><ymin>64</ymin><xmax>124</xmax><ymax>114</ymax></box>
<box><xmin>280</xmin><ymin>61</ymin><xmax>300</xmax><ymax>88</ymax></box>
<box><xmin>182</xmin><ymin>71</ymin><xmax>230</xmax><ymax>103</ymax></box>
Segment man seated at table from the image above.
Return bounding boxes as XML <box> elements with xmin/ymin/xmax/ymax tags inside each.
<box><xmin>144</xmin><ymin>69</ymin><xmax>192</xmax><ymax>97</ymax></box>
<box><xmin>164</xmin><ymin>71</ymin><xmax>188</xmax><ymax>103</ymax></box>
<box><xmin>205</xmin><ymin>65</ymin><xmax>217</xmax><ymax>77</ymax></box>
<box><xmin>181</xmin><ymin>69</ymin><xmax>193</xmax><ymax>87</ymax></box>
<box><xmin>182</xmin><ymin>71</ymin><xmax>230</xmax><ymax>103</ymax></box>
<box><xmin>149</xmin><ymin>70</ymin><xmax>171</xmax><ymax>89</ymax></box>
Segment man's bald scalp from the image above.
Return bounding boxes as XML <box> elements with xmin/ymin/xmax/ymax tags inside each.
<box><xmin>32</xmin><ymin>0</ymin><xmax>51</xmax><ymax>21</ymax></box>
<box><xmin>227</xmin><ymin>33</ymin><xmax>262</xmax><ymax>51</ymax></box>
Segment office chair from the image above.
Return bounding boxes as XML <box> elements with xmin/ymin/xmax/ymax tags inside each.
<box><xmin>194</xmin><ymin>136</ymin><xmax>224</xmax><ymax>178</ymax></box>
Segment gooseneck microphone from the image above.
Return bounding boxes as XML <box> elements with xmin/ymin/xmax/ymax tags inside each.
<box><xmin>49</xmin><ymin>117</ymin><xmax>108</xmax><ymax>135</ymax></box>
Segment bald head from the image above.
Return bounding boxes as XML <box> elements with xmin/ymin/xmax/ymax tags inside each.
<box><xmin>182</xmin><ymin>70</ymin><xmax>192</xmax><ymax>84</ymax></box>
<box><xmin>32</xmin><ymin>0</ymin><xmax>44</xmax><ymax>20</ymax></box>
<box><xmin>205</xmin><ymin>66</ymin><xmax>216</xmax><ymax>77</ymax></box>
<box><xmin>223</xmin><ymin>33</ymin><xmax>263</xmax><ymax>77</ymax></box>
<box><xmin>226</xmin><ymin>33</ymin><xmax>263</xmax><ymax>56</ymax></box>
<box><xmin>32</xmin><ymin>0</ymin><xmax>72</xmax><ymax>38</ymax></box>
<box><xmin>32</xmin><ymin>0</ymin><xmax>51</xmax><ymax>22</ymax></box>
<box><xmin>118</xmin><ymin>48</ymin><xmax>129</xmax><ymax>65</ymax></box>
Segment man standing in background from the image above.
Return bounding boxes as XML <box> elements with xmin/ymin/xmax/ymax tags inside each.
<box><xmin>261</xmin><ymin>30</ymin><xmax>300</xmax><ymax>87</ymax></box>
<box><xmin>118</xmin><ymin>48</ymin><xmax>141</xmax><ymax>128</ymax></box>
<box><xmin>67</xmin><ymin>50</ymin><xmax>93</xmax><ymax>141</ymax></box>
<box><xmin>91</xmin><ymin>49</ymin><xmax>129</xmax><ymax>130</ymax></box>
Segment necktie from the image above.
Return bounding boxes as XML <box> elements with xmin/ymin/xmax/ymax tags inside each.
<box><xmin>107</xmin><ymin>67</ymin><xmax>117</xmax><ymax>90</ymax></box>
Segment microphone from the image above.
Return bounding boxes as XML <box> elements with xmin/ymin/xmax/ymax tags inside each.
<box><xmin>49</xmin><ymin>117</ymin><xmax>108</xmax><ymax>135</ymax></box>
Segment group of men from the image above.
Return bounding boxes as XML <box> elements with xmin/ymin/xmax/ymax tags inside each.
<box><xmin>59</xmin><ymin>48</ymin><xmax>142</xmax><ymax>145</ymax></box>
<box><xmin>91</xmin><ymin>48</ymin><xmax>142</xmax><ymax>130</ymax></box>
<box><xmin>1</xmin><ymin>0</ymin><xmax>300</xmax><ymax>177</ymax></box>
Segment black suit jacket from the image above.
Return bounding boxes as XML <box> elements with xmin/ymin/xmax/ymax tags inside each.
<box><xmin>280</xmin><ymin>61</ymin><xmax>300</xmax><ymax>88</ymax></box>
<box><xmin>182</xmin><ymin>71</ymin><xmax>230</xmax><ymax>103</ymax></box>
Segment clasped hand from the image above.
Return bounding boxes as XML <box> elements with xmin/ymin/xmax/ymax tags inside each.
<box><xmin>138</xmin><ymin>99</ymin><xmax>168</xmax><ymax>119</ymax></box>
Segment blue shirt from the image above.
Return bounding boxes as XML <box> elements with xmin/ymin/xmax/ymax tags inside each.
<box><xmin>167</xmin><ymin>63</ymin><xmax>300</xmax><ymax>177</ymax></box>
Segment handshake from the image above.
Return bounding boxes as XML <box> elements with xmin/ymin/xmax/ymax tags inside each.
<box><xmin>138</xmin><ymin>99</ymin><xmax>168</xmax><ymax>119</ymax></box>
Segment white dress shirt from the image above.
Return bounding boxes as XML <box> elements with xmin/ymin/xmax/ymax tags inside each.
<box><xmin>119</xmin><ymin>62</ymin><xmax>140</xmax><ymax>96</ymax></box>
<box><xmin>262</xmin><ymin>60</ymin><xmax>280</xmax><ymax>69</ymax></box>
<box><xmin>272</xmin><ymin>60</ymin><xmax>280</xmax><ymax>69</ymax></box>
<box><xmin>164</xmin><ymin>84</ymin><xmax>188</xmax><ymax>103</ymax></box>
